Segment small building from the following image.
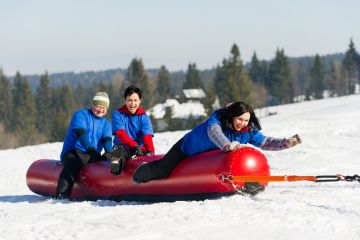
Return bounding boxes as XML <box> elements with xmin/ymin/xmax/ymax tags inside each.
<box><xmin>182</xmin><ymin>88</ymin><xmax>206</xmax><ymax>100</ymax></box>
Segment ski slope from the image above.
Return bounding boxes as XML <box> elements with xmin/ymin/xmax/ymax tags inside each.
<box><xmin>1</xmin><ymin>95</ymin><xmax>360</xmax><ymax>240</ymax></box>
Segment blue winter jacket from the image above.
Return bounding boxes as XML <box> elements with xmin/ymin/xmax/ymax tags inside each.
<box><xmin>112</xmin><ymin>105</ymin><xmax>154</xmax><ymax>146</ymax></box>
<box><xmin>60</xmin><ymin>109</ymin><xmax>112</xmax><ymax>159</ymax></box>
<box><xmin>181</xmin><ymin>110</ymin><xmax>266</xmax><ymax>156</ymax></box>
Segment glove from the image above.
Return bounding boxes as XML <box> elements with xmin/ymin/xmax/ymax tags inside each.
<box><xmin>224</xmin><ymin>141</ymin><xmax>244</xmax><ymax>152</ymax></box>
<box><xmin>101</xmin><ymin>152</ymin><xmax>112</xmax><ymax>162</ymax></box>
<box><xmin>86</xmin><ymin>147</ymin><xmax>101</xmax><ymax>162</ymax></box>
<box><xmin>130</xmin><ymin>146</ymin><xmax>146</xmax><ymax>157</ymax></box>
<box><xmin>285</xmin><ymin>134</ymin><xmax>302</xmax><ymax>148</ymax></box>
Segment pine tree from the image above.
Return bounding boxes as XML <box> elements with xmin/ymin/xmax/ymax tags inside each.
<box><xmin>49</xmin><ymin>84</ymin><xmax>75</xmax><ymax>141</ymax></box>
<box><xmin>202</xmin><ymin>82</ymin><xmax>216</xmax><ymax>116</ymax></box>
<box><xmin>74</xmin><ymin>82</ymin><xmax>90</xmax><ymax>108</ymax></box>
<box><xmin>0</xmin><ymin>69</ymin><xmax>13</xmax><ymax>129</ymax></box>
<box><xmin>126</xmin><ymin>58</ymin><xmax>154</xmax><ymax>109</ymax></box>
<box><xmin>183</xmin><ymin>63</ymin><xmax>204</xmax><ymax>89</ymax></box>
<box><xmin>156</xmin><ymin>65</ymin><xmax>171</xmax><ymax>102</ymax></box>
<box><xmin>249</xmin><ymin>52</ymin><xmax>268</xmax><ymax>86</ymax></box>
<box><xmin>226</xmin><ymin>44</ymin><xmax>252</xmax><ymax>104</ymax></box>
<box><xmin>327</xmin><ymin>62</ymin><xmax>346</xmax><ymax>97</ymax></box>
<box><xmin>249</xmin><ymin>52</ymin><xmax>260</xmax><ymax>83</ymax></box>
<box><xmin>268</xmin><ymin>49</ymin><xmax>293</xmax><ymax>104</ymax></box>
<box><xmin>11</xmin><ymin>72</ymin><xmax>37</xmax><ymax>145</ymax></box>
<box><xmin>308</xmin><ymin>55</ymin><xmax>325</xmax><ymax>99</ymax></box>
<box><xmin>342</xmin><ymin>39</ymin><xmax>359</xmax><ymax>94</ymax></box>
<box><xmin>35</xmin><ymin>72</ymin><xmax>52</xmax><ymax>136</ymax></box>
<box><xmin>110</xmin><ymin>72</ymin><xmax>125</xmax><ymax>110</ymax></box>
<box><xmin>214</xmin><ymin>44</ymin><xmax>253</xmax><ymax>106</ymax></box>
<box><xmin>213</xmin><ymin>63</ymin><xmax>229</xmax><ymax>106</ymax></box>
<box><xmin>164</xmin><ymin>106</ymin><xmax>177</xmax><ymax>131</ymax></box>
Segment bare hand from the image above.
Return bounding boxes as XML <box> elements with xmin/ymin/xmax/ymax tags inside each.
<box><xmin>224</xmin><ymin>141</ymin><xmax>246</xmax><ymax>152</ymax></box>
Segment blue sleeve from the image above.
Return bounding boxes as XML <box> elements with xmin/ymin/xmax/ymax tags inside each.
<box><xmin>249</xmin><ymin>129</ymin><xmax>266</xmax><ymax>147</ymax></box>
<box><xmin>70</xmin><ymin>111</ymin><xmax>92</xmax><ymax>149</ymax></box>
<box><xmin>71</xmin><ymin>111</ymin><xmax>88</xmax><ymax>130</ymax></box>
<box><xmin>112</xmin><ymin>111</ymin><xmax>124</xmax><ymax>133</ymax></box>
<box><xmin>141</xmin><ymin>115</ymin><xmax>154</xmax><ymax>135</ymax></box>
<box><xmin>104</xmin><ymin>120</ymin><xmax>112</xmax><ymax>138</ymax></box>
<box><xmin>103</xmin><ymin>139</ymin><xmax>113</xmax><ymax>152</ymax></box>
<box><xmin>78</xmin><ymin>131</ymin><xmax>91</xmax><ymax>149</ymax></box>
<box><xmin>103</xmin><ymin>121</ymin><xmax>113</xmax><ymax>152</ymax></box>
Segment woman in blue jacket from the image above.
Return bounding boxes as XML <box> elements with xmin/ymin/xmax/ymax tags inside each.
<box><xmin>133</xmin><ymin>101</ymin><xmax>302</xmax><ymax>184</ymax></box>
<box><xmin>56</xmin><ymin>92</ymin><xmax>112</xmax><ymax>199</ymax></box>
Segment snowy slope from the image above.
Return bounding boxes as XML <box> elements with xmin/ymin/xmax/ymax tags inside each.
<box><xmin>1</xmin><ymin>95</ymin><xmax>360</xmax><ymax>240</ymax></box>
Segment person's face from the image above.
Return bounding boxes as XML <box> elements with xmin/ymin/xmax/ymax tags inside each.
<box><xmin>125</xmin><ymin>93</ymin><xmax>141</xmax><ymax>114</ymax></box>
<box><xmin>232</xmin><ymin>112</ymin><xmax>250</xmax><ymax>131</ymax></box>
<box><xmin>91</xmin><ymin>105</ymin><xmax>107</xmax><ymax>118</ymax></box>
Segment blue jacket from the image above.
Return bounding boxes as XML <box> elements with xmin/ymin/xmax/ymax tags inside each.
<box><xmin>112</xmin><ymin>105</ymin><xmax>154</xmax><ymax>146</ymax></box>
<box><xmin>181</xmin><ymin>110</ymin><xmax>266</xmax><ymax>156</ymax></box>
<box><xmin>60</xmin><ymin>109</ymin><xmax>112</xmax><ymax>159</ymax></box>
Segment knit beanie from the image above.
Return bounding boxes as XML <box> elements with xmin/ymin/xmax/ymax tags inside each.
<box><xmin>92</xmin><ymin>92</ymin><xmax>110</xmax><ymax>109</ymax></box>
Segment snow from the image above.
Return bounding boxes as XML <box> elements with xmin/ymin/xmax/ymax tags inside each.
<box><xmin>182</xmin><ymin>89</ymin><xmax>206</xmax><ymax>99</ymax></box>
<box><xmin>148</xmin><ymin>99</ymin><xmax>206</xmax><ymax>119</ymax></box>
<box><xmin>1</xmin><ymin>95</ymin><xmax>360</xmax><ymax>240</ymax></box>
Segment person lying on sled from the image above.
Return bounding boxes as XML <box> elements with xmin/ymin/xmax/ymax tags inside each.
<box><xmin>110</xmin><ymin>85</ymin><xmax>155</xmax><ymax>175</ymax></box>
<box><xmin>133</xmin><ymin>101</ymin><xmax>301</xmax><ymax>184</ymax></box>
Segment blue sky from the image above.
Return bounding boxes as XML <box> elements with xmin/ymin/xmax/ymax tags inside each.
<box><xmin>1</xmin><ymin>0</ymin><xmax>359</xmax><ymax>75</ymax></box>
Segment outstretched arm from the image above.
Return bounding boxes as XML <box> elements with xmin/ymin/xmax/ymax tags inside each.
<box><xmin>260</xmin><ymin>134</ymin><xmax>302</xmax><ymax>151</ymax></box>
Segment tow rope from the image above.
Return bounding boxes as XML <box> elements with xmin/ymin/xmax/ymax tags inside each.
<box><xmin>218</xmin><ymin>174</ymin><xmax>360</xmax><ymax>196</ymax></box>
<box><xmin>225</xmin><ymin>174</ymin><xmax>360</xmax><ymax>183</ymax></box>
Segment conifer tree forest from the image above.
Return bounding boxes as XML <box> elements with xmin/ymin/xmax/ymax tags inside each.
<box><xmin>0</xmin><ymin>40</ymin><xmax>359</xmax><ymax>149</ymax></box>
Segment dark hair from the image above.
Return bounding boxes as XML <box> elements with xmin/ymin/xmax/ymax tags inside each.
<box><xmin>219</xmin><ymin>101</ymin><xmax>261</xmax><ymax>130</ymax></box>
<box><xmin>123</xmin><ymin>86</ymin><xmax>142</xmax><ymax>100</ymax></box>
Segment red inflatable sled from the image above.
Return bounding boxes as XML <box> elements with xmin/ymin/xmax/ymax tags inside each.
<box><xmin>26</xmin><ymin>147</ymin><xmax>270</xmax><ymax>202</ymax></box>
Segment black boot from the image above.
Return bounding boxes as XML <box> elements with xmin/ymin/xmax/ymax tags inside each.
<box><xmin>239</xmin><ymin>182</ymin><xmax>265</xmax><ymax>196</ymax></box>
<box><xmin>133</xmin><ymin>139</ymin><xmax>186</xmax><ymax>183</ymax></box>
<box><xmin>55</xmin><ymin>192</ymin><xmax>70</xmax><ymax>200</ymax></box>
<box><xmin>132</xmin><ymin>163</ymin><xmax>157</xmax><ymax>184</ymax></box>
<box><xmin>110</xmin><ymin>145</ymin><xmax>129</xmax><ymax>175</ymax></box>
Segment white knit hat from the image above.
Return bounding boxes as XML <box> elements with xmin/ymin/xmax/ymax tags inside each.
<box><xmin>92</xmin><ymin>92</ymin><xmax>110</xmax><ymax>109</ymax></box>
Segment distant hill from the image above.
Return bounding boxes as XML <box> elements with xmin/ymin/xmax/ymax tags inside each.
<box><xmin>12</xmin><ymin>52</ymin><xmax>344</xmax><ymax>92</ymax></box>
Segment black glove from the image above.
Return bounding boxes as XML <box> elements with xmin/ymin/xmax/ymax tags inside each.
<box><xmin>101</xmin><ymin>152</ymin><xmax>112</xmax><ymax>162</ymax></box>
<box><xmin>86</xmin><ymin>147</ymin><xmax>101</xmax><ymax>162</ymax></box>
<box><xmin>130</xmin><ymin>146</ymin><xmax>146</xmax><ymax>157</ymax></box>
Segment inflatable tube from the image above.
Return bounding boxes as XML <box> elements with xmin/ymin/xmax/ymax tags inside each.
<box><xmin>26</xmin><ymin>147</ymin><xmax>270</xmax><ymax>202</ymax></box>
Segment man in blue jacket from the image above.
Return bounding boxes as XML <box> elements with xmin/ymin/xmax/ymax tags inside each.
<box><xmin>110</xmin><ymin>86</ymin><xmax>155</xmax><ymax>175</ymax></box>
<box><xmin>56</xmin><ymin>92</ymin><xmax>112</xmax><ymax>199</ymax></box>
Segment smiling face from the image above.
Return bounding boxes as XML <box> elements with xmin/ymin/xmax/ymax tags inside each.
<box><xmin>91</xmin><ymin>105</ymin><xmax>107</xmax><ymax>118</ymax></box>
<box><xmin>125</xmin><ymin>93</ymin><xmax>141</xmax><ymax>114</ymax></box>
<box><xmin>232</xmin><ymin>112</ymin><xmax>250</xmax><ymax>131</ymax></box>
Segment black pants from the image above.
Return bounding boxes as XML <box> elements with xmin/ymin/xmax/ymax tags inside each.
<box><xmin>133</xmin><ymin>139</ymin><xmax>187</xmax><ymax>183</ymax></box>
<box><xmin>56</xmin><ymin>150</ymin><xmax>91</xmax><ymax>198</ymax></box>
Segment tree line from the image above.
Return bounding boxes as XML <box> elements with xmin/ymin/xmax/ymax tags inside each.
<box><xmin>0</xmin><ymin>40</ymin><xmax>359</xmax><ymax>149</ymax></box>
